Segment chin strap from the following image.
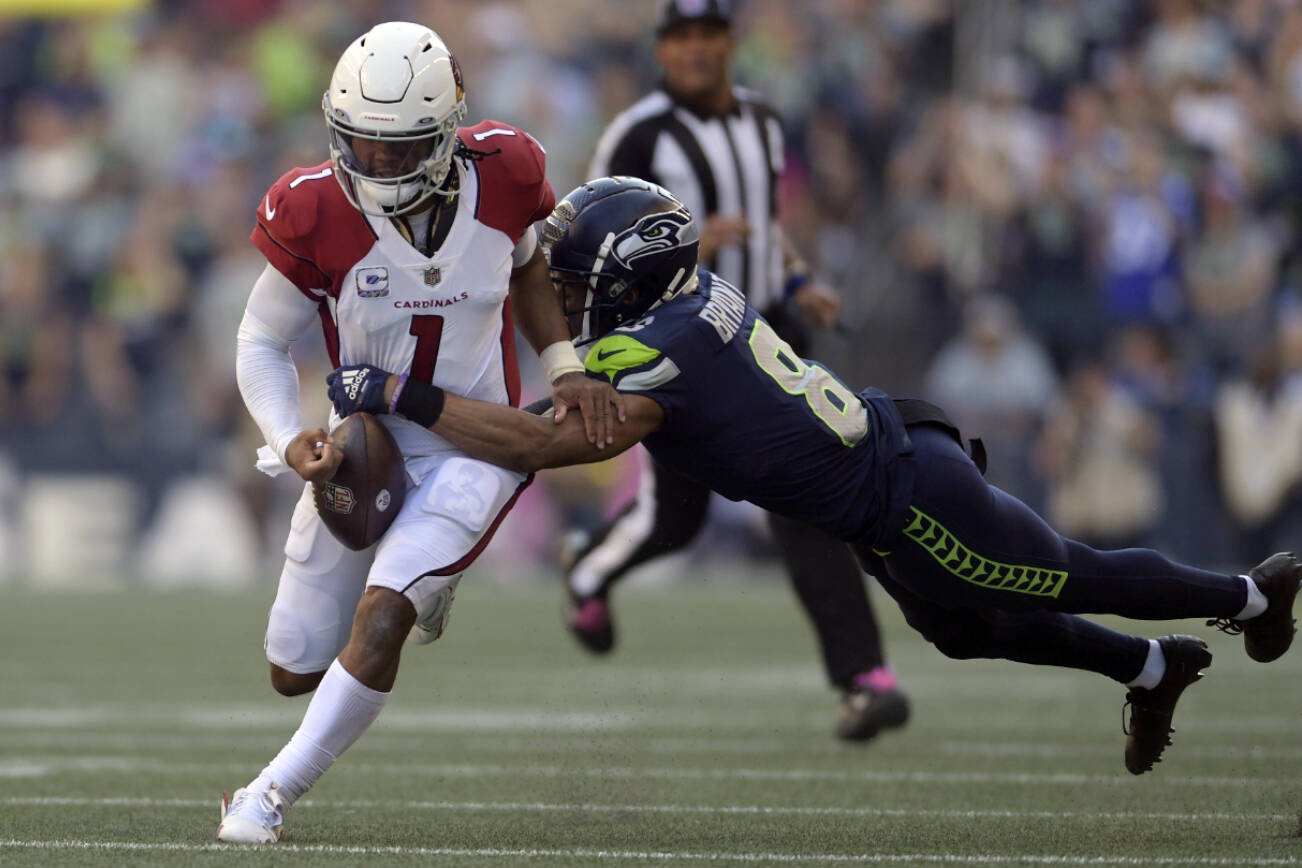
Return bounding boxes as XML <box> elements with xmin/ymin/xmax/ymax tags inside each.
<box><xmin>662</xmin><ymin>268</ymin><xmax>698</xmax><ymax>303</ymax></box>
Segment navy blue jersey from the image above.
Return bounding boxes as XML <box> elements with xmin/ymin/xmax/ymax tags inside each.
<box><xmin>581</xmin><ymin>269</ymin><xmax>913</xmax><ymax>545</ymax></box>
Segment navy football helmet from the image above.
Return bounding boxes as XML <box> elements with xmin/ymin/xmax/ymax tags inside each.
<box><xmin>541</xmin><ymin>176</ymin><xmax>700</xmax><ymax>345</ymax></box>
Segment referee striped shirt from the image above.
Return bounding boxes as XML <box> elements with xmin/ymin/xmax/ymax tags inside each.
<box><xmin>588</xmin><ymin>86</ymin><xmax>786</xmax><ymax>312</ymax></box>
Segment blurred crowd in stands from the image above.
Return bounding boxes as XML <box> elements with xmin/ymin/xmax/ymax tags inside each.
<box><xmin>4</xmin><ymin>0</ymin><xmax>1302</xmax><ymax>580</ymax></box>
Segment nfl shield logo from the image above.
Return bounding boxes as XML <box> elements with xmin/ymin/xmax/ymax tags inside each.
<box><xmin>322</xmin><ymin>483</ymin><xmax>355</xmax><ymax>515</ymax></box>
<box><xmin>424</xmin><ymin>266</ymin><xmax>442</xmax><ymax>287</ymax></box>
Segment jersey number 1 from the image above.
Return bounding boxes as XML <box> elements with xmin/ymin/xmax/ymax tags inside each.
<box><xmin>748</xmin><ymin>319</ymin><xmax>868</xmax><ymax>446</ymax></box>
<box><xmin>408</xmin><ymin>315</ymin><xmax>444</xmax><ymax>383</ymax></box>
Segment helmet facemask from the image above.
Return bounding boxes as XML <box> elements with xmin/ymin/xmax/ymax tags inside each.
<box><xmin>551</xmin><ymin>263</ymin><xmax>645</xmax><ymax>346</ymax></box>
<box><xmin>325</xmin><ymin>95</ymin><xmax>465</xmax><ymax>216</ymax></box>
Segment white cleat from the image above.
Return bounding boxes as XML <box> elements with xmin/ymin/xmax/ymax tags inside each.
<box><xmin>217</xmin><ymin>785</ymin><xmax>286</xmax><ymax>843</ymax></box>
<box><xmin>408</xmin><ymin>580</ymin><xmax>459</xmax><ymax>645</ymax></box>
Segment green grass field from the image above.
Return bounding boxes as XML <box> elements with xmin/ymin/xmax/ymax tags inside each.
<box><xmin>1</xmin><ymin>575</ymin><xmax>1300</xmax><ymax>867</ymax></box>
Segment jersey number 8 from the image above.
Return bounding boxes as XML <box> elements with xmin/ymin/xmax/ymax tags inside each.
<box><xmin>748</xmin><ymin>319</ymin><xmax>868</xmax><ymax>447</ymax></box>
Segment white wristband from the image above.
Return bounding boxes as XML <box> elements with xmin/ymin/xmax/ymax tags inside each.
<box><xmin>272</xmin><ymin>430</ymin><xmax>302</xmax><ymax>467</ymax></box>
<box><xmin>540</xmin><ymin>340</ymin><xmax>585</xmax><ymax>383</ymax></box>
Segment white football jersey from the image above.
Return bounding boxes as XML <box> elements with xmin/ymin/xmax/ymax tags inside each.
<box><xmin>252</xmin><ymin>120</ymin><xmax>555</xmax><ymax>462</ymax></box>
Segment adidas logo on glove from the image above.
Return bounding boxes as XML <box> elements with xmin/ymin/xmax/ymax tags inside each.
<box><xmin>342</xmin><ymin>367</ymin><xmax>370</xmax><ymax>401</ymax></box>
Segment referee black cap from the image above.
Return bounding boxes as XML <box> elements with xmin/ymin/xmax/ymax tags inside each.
<box><xmin>656</xmin><ymin>0</ymin><xmax>732</xmax><ymax>37</ymax></box>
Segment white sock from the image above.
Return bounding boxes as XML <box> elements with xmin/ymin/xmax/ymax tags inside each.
<box><xmin>1126</xmin><ymin>639</ymin><xmax>1165</xmax><ymax>690</ymax></box>
<box><xmin>1235</xmin><ymin>574</ymin><xmax>1268</xmax><ymax>620</ymax></box>
<box><xmin>250</xmin><ymin>659</ymin><xmax>388</xmax><ymax>805</ymax></box>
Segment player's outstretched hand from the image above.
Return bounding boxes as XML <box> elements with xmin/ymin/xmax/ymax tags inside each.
<box><xmin>286</xmin><ymin>428</ymin><xmax>343</xmax><ymax>483</ymax></box>
<box><xmin>698</xmin><ymin>214</ymin><xmax>750</xmax><ymax>261</ymax></box>
<box><xmin>552</xmin><ymin>372</ymin><xmax>627</xmax><ymax>448</ymax></box>
<box><xmin>794</xmin><ymin>279</ymin><xmax>841</xmax><ymax>329</ymax></box>
<box><xmin>327</xmin><ymin>365</ymin><xmax>392</xmax><ymax>418</ymax></box>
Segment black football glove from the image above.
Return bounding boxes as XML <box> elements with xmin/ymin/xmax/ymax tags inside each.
<box><xmin>326</xmin><ymin>365</ymin><xmax>392</xmax><ymax>418</ymax></box>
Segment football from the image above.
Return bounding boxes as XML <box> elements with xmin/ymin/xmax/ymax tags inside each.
<box><xmin>312</xmin><ymin>412</ymin><xmax>407</xmax><ymax>550</ymax></box>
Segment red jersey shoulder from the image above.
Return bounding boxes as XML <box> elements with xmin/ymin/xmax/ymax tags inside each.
<box><xmin>257</xmin><ymin>162</ymin><xmax>363</xmax><ymax>244</ymax></box>
<box><xmin>460</xmin><ymin>120</ymin><xmax>556</xmax><ymax>242</ymax></box>
<box><xmin>251</xmin><ymin>161</ymin><xmax>375</xmax><ymax>297</ymax></box>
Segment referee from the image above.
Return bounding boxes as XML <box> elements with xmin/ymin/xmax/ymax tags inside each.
<box><xmin>562</xmin><ymin>0</ymin><xmax>910</xmax><ymax>742</ymax></box>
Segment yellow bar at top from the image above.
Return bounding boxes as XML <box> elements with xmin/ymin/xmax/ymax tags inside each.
<box><xmin>0</xmin><ymin>0</ymin><xmax>147</xmax><ymax>14</ymax></box>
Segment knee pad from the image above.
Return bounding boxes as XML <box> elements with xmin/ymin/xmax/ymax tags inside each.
<box><xmin>896</xmin><ymin>604</ymin><xmax>989</xmax><ymax>661</ymax></box>
<box><xmin>931</xmin><ymin>611</ymin><xmax>1012</xmax><ymax>660</ymax></box>
<box><xmin>266</xmin><ymin>504</ymin><xmax>369</xmax><ymax>672</ymax></box>
<box><xmin>927</xmin><ymin>628</ymin><xmax>986</xmax><ymax>661</ymax></box>
<box><xmin>265</xmin><ymin>590</ymin><xmax>352</xmax><ymax>674</ymax></box>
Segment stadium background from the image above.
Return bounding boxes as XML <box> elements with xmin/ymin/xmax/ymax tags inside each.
<box><xmin>3</xmin><ymin>0</ymin><xmax>1302</xmax><ymax>587</ymax></box>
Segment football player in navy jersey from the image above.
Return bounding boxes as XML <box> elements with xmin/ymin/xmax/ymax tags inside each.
<box><xmin>330</xmin><ymin>176</ymin><xmax>1302</xmax><ymax>777</ymax></box>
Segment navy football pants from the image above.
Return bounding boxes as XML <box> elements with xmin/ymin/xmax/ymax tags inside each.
<box><xmin>856</xmin><ymin>425</ymin><xmax>1248</xmax><ymax>683</ymax></box>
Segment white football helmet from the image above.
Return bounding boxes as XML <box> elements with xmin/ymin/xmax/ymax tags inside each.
<box><xmin>323</xmin><ymin>22</ymin><xmax>468</xmax><ymax>216</ymax></box>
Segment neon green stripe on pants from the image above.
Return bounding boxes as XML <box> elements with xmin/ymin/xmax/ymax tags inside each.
<box><xmin>901</xmin><ymin>505</ymin><xmax>1067</xmax><ymax>599</ymax></box>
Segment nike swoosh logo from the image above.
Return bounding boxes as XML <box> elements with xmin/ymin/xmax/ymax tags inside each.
<box><xmin>596</xmin><ymin>348</ymin><xmax>625</xmax><ymax>362</ymax></box>
<box><xmin>264</xmin><ymin>196</ymin><xmax>276</xmax><ymax>220</ymax></box>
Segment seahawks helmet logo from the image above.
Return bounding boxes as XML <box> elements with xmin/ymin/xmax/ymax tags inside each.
<box><xmin>611</xmin><ymin>210</ymin><xmax>697</xmax><ymax>267</ymax></box>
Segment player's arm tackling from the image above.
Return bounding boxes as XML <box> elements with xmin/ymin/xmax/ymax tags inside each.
<box><xmin>431</xmin><ymin>390</ymin><xmax>661</xmax><ymax>473</ymax></box>
<box><xmin>326</xmin><ymin>363</ymin><xmax>662</xmax><ymax>474</ymax></box>
<box><xmin>509</xmin><ymin>245</ymin><xmax>627</xmax><ymax>444</ymax></box>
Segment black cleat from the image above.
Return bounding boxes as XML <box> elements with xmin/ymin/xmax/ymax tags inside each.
<box><xmin>1207</xmin><ymin>552</ymin><xmax>1302</xmax><ymax>663</ymax></box>
<box><xmin>563</xmin><ymin>589</ymin><xmax>615</xmax><ymax>655</ymax></box>
<box><xmin>1123</xmin><ymin>634</ymin><xmax>1212</xmax><ymax>775</ymax></box>
<box><xmin>835</xmin><ymin>686</ymin><xmax>911</xmax><ymax>743</ymax></box>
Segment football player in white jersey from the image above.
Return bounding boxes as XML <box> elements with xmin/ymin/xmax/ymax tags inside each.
<box><xmin>218</xmin><ymin>22</ymin><xmax>623</xmax><ymax>844</ymax></box>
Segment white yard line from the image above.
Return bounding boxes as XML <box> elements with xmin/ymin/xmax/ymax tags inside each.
<box><xmin>2</xmin><ymin>796</ymin><xmax>1293</xmax><ymax>823</ymax></box>
<box><xmin>0</xmin><ymin>839</ymin><xmax>1298</xmax><ymax>864</ymax></box>
<box><xmin>2</xmin><ymin>705</ymin><xmax>1301</xmax><ymax>734</ymax></box>
<box><xmin>6</xmin><ymin>729</ymin><xmax>1302</xmax><ymax>761</ymax></box>
<box><xmin>0</xmin><ymin>757</ymin><xmax>1279</xmax><ymax>787</ymax></box>
<box><xmin>0</xmin><ymin>730</ymin><xmax>809</xmax><ymax>754</ymax></box>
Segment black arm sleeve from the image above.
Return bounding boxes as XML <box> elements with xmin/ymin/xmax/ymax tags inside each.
<box><xmin>522</xmin><ymin>396</ymin><xmax>555</xmax><ymax>416</ymax></box>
